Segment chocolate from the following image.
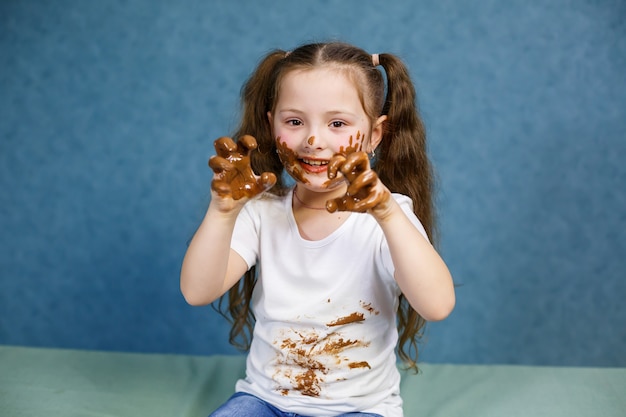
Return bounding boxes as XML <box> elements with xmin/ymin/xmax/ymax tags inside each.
<box><xmin>326</xmin><ymin>151</ymin><xmax>390</xmax><ymax>213</ymax></box>
<box><xmin>326</xmin><ymin>312</ymin><xmax>365</xmax><ymax>327</ymax></box>
<box><xmin>272</xmin><ymin>301</ymin><xmax>379</xmax><ymax>397</ymax></box>
<box><xmin>337</xmin><ymin>131</ymin><xmax>362</xmax><ymax>155</ymax></box>
<box><xmin>348</xmin><ymin>361</ymin><xmax>371</xmax><ymax>369</ymax></box>
<box><xmin>275</xmin><ymin>328</ymin><xmax>370</xmax><ymax>397</ymax></box>
<box><xmin>359</xmin><ymin>301</ymin><xmax>380</xmax><ymax>315</ymax></box>
<box><xmin>273</xmin><ymin>131</ymin><xmax>390</xmax><ymax>212</ymax></box>
<box><xmin>276</xmin><ymin>136</ymin><xmax>308</xmax><ymax>184</ymax></box>
<box><xmin>209</xmin><ymin>135</ymin><xmax>276</xmax><ymax>200</ymax></box>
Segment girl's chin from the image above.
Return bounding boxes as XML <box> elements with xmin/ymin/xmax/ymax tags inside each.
<box><xmin>301</xmin><ymin>178</ymin><xmax>330</xmax><ymax>190</ymax></box>
<box><xmin>303</xmin><ymin>179</ymin><xmax>346</xmax><ymax>194</ymax></box>
<box><xmin>286</xmin><ymin>171</ymin><xmax>327</xmax><ymax>189</ymax></box>
<box><xmin>285</xmin><ymin>164</ymin><xmax>345</xmax><ymax>191</ymax></box>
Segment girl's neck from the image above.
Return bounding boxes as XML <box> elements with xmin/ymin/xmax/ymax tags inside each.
<box><xmin>291</xmin><ymin>185</ymin><xmax>350</xmax><ymax>241</ymax></box>
<box><xmin>293</xmin><ymin>189</ymin><xmax>327</xmax><ymax>210</ymax></box>
<box><xmin>292</xmin><ymin>185</ymin><xmax>346</xmax><ymax>211</ymax></box>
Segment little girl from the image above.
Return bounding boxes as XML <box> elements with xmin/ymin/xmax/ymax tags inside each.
<box><xmin>181</xmin><ymin>42</ymin><xmax>455</xmax><ymax>417</ymax></box>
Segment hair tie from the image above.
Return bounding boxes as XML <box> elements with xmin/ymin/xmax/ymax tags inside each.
<box><xmin>371</xmin><ymin>53</ymin><xmax>380</xmax><ymax>66</ymax></box>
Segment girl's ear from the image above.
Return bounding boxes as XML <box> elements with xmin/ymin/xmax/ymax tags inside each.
<box><xmin>368</xmin><ymin>115</ymin><xmax>387</xmax><ymax>153</ymax></box>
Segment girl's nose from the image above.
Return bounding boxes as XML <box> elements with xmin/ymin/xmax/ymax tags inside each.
<box><xmin>303</xmin><ymin>127</ymin><xmax>325</xmax><ymax>151</ymax></box>
<box><xmin>304</xmin><ymin>132</ymin><xmax>324</xmax><ymax>150</ymax></box>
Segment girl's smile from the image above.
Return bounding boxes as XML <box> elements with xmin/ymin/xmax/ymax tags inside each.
<box><xmin>299</xmin><ymin>157</ymin><xmax>329</xmax><ymax>174</ymax></box>
<box><xmin>269</xmin><ymin>67</ymin><xmax>385</xmax><ymax>192</ymax></box>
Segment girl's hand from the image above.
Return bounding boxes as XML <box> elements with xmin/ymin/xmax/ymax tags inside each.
<box><xmin>208</xmin><ymin>135</ymin><xmax>276</xmax><ymax>207</ymax></box>
<box><xmin>326</xmin><ymin>151</ymin><xmax>392</xmax><ymax>218</ymax></box>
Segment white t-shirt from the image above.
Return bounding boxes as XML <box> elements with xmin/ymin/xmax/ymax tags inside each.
<box><xmin>230</xmin><ymin>189</ymin><xmax>428</xmax><ymax>417</ymax></box>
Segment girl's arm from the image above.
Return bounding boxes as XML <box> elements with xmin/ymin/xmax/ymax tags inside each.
<box><xmin>375</xmin><ymin>198</ymin><xmax>455</xmax><ymax>322</ymax></box>
<box><xmin>180</xmin><ymin>199</ymin><xmax>249</xmax><ymax>306</ymax></box>
<box><xmin>327</xmin><ymin>151</ymin><xmax>455</xmax><ymax>321</ymax></box>
<box><xmin>180</xmin><ymin>135</ymin><xmax>276</xmax><ymax>306</ymax></box>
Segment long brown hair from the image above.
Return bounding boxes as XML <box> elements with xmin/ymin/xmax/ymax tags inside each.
<box><xmin>214</xmin><ymin>42</ymin><xmax>436</xmax><ymax>371</ymax></box>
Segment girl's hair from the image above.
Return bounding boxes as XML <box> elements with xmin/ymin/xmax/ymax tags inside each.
<box><xmin>214</xmin><ymin>41</ymin><xmax>436</xmax><ymax>372</ymax></box>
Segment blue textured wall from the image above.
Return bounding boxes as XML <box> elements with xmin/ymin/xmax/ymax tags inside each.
<box><xmin>1</xmin><ymin>0</ymin><xmax>625</xmax><ymax>366</ymax></box>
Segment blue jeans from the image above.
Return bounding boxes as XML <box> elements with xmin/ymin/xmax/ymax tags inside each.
<box><xmin>209</xmin><ymin>392</ymin><xmax>384</xmax><ymax>417</ymax></box>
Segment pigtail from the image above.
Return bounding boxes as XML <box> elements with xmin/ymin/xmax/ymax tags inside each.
<box><xmin>376</xmin><ymin>53</ymin><xmax>436</xmax><ymax>372</ymax></box>
<box><xmin>376</xmin><ymin>53</ymin><xmax>435</xmax><ymax>241</ymax></box>
<box><xmin>213</xmin><ymin>50</ymin><xmax>289</xmax><ymax>352</ymax></box>
<box><xmin>234</xmin><ymin>50</ymin><xmax>290</xmax><ymax>197</ymax></box>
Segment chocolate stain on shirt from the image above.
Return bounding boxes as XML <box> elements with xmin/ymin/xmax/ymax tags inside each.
<box><xmin>273</xmin><ymin>301</ymin><xmax>381</xmax><ymax>397</ymax></box>
<box><xmin>359</xmin><ymin>301</ymin><xmax>380</xmax><ymax>316</ymax></box>
<box><xmin>348</xmin><ymin>361</ymin><xmax>372</xmax><ymax>369</ymax></box>
<box><xmin>326</xmin><ymin>312</ymin><xmax>365</xmax><ymax>327</ymax></box>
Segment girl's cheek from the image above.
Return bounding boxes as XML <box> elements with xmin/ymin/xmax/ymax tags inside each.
<box><xmin>275</xmin><ymin>136</ymin><xmax>297</xmax><ymax>166</ymax></box>
<box><xmin>276</xmin><ymin>136</ymin><xmax>308</xmax><ymax>184</ymax></box>
<box><xmin>338</xmin><ymin>131</ymin><xmax>363</xmax><ymax>154</ymax></box>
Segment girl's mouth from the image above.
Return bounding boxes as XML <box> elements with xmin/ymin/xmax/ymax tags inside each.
<box><xmin>299</xmin><ymin>158</ymin><xmax>329</xmax><ymax>174</ymax></box>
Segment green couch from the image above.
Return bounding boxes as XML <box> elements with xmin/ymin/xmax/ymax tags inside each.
<box><xmin>1</xmin><ymin>345</ymin><xmax>624</xmax><ymax>416</ymax></box>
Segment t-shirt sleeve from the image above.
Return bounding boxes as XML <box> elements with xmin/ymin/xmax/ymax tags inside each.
<box><xmin>230</xmin><ymin>203</ymin><xmax>260</xmax><ymax>270</ymax></box>
<box><xmin>398</xmin><ymin>194</ymin><xmax>430</xmax><ymax>240</ymax></box>
<box><xmin>380</xmin><ymin>194</ymin><xmax>431</xmax><ymax>276</ymax></box>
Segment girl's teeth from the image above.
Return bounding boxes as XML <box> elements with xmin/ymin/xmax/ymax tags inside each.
<box><xmin>303</xmin><ymin>159</ymin><xmax>327</xmax><ymax>166</ymax></box>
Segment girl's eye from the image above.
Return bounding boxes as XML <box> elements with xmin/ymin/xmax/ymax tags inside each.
<box><xmin>331</xmin><ymin>121</ymin><xmax>346</xmax><ymax>128</ymax></box>
<box><xmin>287</xmin><ymin>119</ymin><xmax>302</xmax><ymax>126</ymax></box>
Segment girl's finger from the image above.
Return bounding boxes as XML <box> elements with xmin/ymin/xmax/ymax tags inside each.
<box><xmin>327</xmin><ymin>154</ymin><xmax>347</xmax><ymax>179</ymax></box>
<box><xmin>346</xmin><ymin>170</ymin><xmax>377</xmax><ymax>197</ymax></box>
<box><xmin>340</xmin><ymin>152</ymin><xmax>370</xmax><ymax>180</ymax></box>
<box><xmin>208</xmin><ymin>156</ymin><xmax>233</xmax><ymax>173</ymax></box>
<box><xmin>351</xmin><ymin>191</ymin><xmax>385</xmax><ymax>212</ymax></box>
<box><xmin>326</xmin><ymin>198</ymin><xmax>342</xmax><ymax>213</ymax></box>
<box><xmin>238</xmin><ymin>135</ymin><xmax>258</xmax><ymax>154</ymax></box>
<box><xmin>259</xmin><ymin>172</ymin><xmax>278</xmax><ymax>191</ymax></box>
<box><xmin>214</xmin><ymin>137</ymin><xmax>238</xmax><ymax>157</ymax></box>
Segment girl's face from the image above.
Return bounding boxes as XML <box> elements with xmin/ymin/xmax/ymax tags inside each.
<box><xmin>268</xmin><ymin>67</ymin><xmax>385</xmax><ymax>192</ymax></box>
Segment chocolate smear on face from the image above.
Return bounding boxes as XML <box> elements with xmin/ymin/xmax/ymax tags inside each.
<box><xmin>322</xmin><ymin>131</ymin><xmax>363</xmax><ymax>189</ymax></box>
<box><xmin>338</xmin><ymin>131</ymin><xmax>362</xmax><ymax>155</ymax></box>
<box><xmin>276</xmin><ymin>136</ymin><xmax>308</xmax><ymax>183</ymax></box>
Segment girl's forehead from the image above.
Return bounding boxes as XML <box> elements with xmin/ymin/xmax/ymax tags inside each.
<box><xmin>277</xmin><ymin>67</ymin><xmax>361</xmax><ymax>100</ymax></box>
<box><xmin>276</xmin><ymin>70</ymin><xmax>361</xmax><ymax>112</ymax></box>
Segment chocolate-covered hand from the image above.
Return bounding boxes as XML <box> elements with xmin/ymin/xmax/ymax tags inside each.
<box><xmin>326</xmin><ymin>151</ymin><xmax>390</xmax><ymax>213</ymax></box>
<box><xmin>208</xmin><ymin>135</ymin><xmax>276</xmax><ymax>201</ymax></box>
